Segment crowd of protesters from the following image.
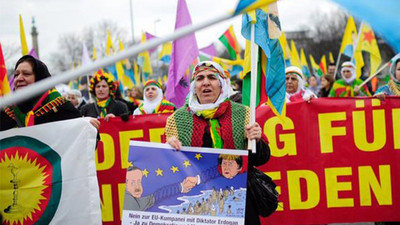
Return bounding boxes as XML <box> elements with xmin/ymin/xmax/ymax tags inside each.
<box><xmin>1</xmin><ymin>54</ymin><xmax>399</xmax><ymax>225</ymax></box>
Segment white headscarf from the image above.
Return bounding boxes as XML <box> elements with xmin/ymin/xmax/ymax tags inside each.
<box><xmin>188</xmin><ymin>61</ymin><xmax>230</xmax><ymax>113</ymax></box>
<box><xmin>133</xmin><ymin>84</ymin><xmax>163</xmax><ymax>115</ymax></box>
<box><xmin>285</xmin><ymin>66</ymin><xmax>305</xmax><ymax>96</ymax></box>
<box><xmin>341</xmin><ymin>61</ymin><xmax>356</xmax><ymax>84</ymax></box>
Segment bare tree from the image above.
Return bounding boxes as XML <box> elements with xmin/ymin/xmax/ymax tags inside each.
<box><xmin>50</xmin><ymin>20</ymin><xmax>129</xmax><ymax>74</ymax></box>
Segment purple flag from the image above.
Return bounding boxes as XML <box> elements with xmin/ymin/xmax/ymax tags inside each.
<box><xmin>28</xmin><ymin>48</ymin><xmax>39</xmax><ymax>59</ymax></box>
<box><xmin>165</xmin><ymin>0</ymin><xmax>199</xmax><ymax>108</ymax></box>
<box><xmin>145</xmin><ymin>32</ymin><xmax>158</xmax><ymax>55</ymax></box>
<box><xmin>200</xmin><ymin>43</ymin><xmax>217</xmax><ymax>57</ymax></box>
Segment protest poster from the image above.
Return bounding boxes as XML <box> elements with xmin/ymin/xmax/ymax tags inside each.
<box><xmin>122</xmin><ymin>141</ymin><xmax>249</xmax><ymax>225</ymax></box>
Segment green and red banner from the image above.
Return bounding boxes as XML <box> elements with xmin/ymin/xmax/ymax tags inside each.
<box><xmin>96</xmin><ymin>97</ymin><xmax>400</xmax><ymax>225</ymax></box>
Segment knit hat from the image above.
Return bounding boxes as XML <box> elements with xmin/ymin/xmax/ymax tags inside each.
<box><xmin>285</xmin><ymin>66</ymin><xmax>305</xmax><ymax>94</ymax></box>
<box><xmin>89</xmin><ymin>69</ymin><xmax>116</xmax><ymax>97</ymax></box>
<box><xmin>144</xmin><ymin>80</ymin><xmax>162</xmax><ymax>90</ymax></box>
<box><xmin>192</xmin><ymin>61</ymin><xmax>227</xmax><ymax>81</ymax></box>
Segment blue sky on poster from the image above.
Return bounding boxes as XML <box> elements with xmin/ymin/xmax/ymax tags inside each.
<box><xmin>0</xmin><ymin>0</ymin><xmax>340</xmax><ymax>70</ymax></box>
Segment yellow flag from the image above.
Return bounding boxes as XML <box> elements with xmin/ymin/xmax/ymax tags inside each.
<box><xmin>279</xmin><ymin>31</ymin><xmax>291</xmax><ymax>61</ymax></box>
<box><xmin>92</xmin><ymin>46</ymin><xmax>97</xmax><ymax>60</ymax></box>
<box><xmin>290</xmin><ymin>40</ymin><xmax>301</xmax><ymax>68</ymax></box>
<box><xmin>106</xmin><ymin>31</ymin><xmax>115</xmax><ymax>56</ymax></box>
<box><xmin>19</xmin><ymin>15</ymin><xmax>29</xmax><ymax>55</ymax></box>
<box><xmin>356</xmin><ymin>23</ymin><xmax>382</xmax><ymax>76</ymax></box>
<box><xmin>138</xmin><ymin>32</ymin><xmax>153</xmax><ymax>76</ymax></box>
<box><xmin>339</xmin><ymin>16</ymin><xmax>364</xmax><ymax>78</ymax></box>
<box><xmin>329</xmin><ymin>52</ymin><xmax>334</xmax><ymax>63</ymax></box>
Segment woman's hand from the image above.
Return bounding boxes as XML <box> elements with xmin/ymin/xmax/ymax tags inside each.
<box><xmin>89</xmin><ymin>118</ymin><xmax>100</xmax><ymax>130</ymax></box>
<box><xmin>167</xmin><ymin>136</ymin><xmax>182</xmax><ymax>150</ymax></box>
<box><xmin>245</xmin><ymin>122</ymin><xmax>262</xmax><ymax>142</ymax></box>
<box><xmin>104</xmin><ymin>113</ymin><xmax>116</xmax><ymax>122</ymax></box>
<box><xmin>374</xmin><ymin>92</ymin><xmax>386</xmax><ymax>101</ymax></box>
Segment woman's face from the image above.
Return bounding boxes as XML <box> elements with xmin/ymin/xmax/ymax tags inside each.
<box><xmin>131</xmin><ymin>88</ymin><xmax>139</xmax><ymax>98</ymax></box>
<box><xmin>145</xmin><ymin>86</ymin><xmax>159</xmax><ymax>101</ymax></box>
<box><xmin>221</xmin><ymin>159</ymin><xmax>241</xmax><ymax>179</ymax></box>
<box><xmin>14</xmin><ymin>61</ymin><xmax>35</xmax><ymax>90</ymax></box>
<box><xmin>194</xmin><ymin>71</ymin><xmax>222</xmax><ymax>104</ymax></box>
<box><xmin>95</xmin><ymin>80</ymin><xmax>110</xmax><ymax>101</ymax></box>
<box><xmin>320</xmin><ymin>77</ymin><xmax>328</xmax><ymax>89</ymax></box>
<box><xmin>308</xmin><ymin>76</ymin><xmax>317</xmax><ymax>88</ymax></box>
<box><xmin>342</xmin><ymin>68</ymin><xmax>352</xmax><ymax>79</ymax></box>
<box><xmin>286</xmin><ymin>73</ymin><xmax>299</xmax><ymax>94</ymax></box>
<box><xmin>395</xmin><ymin>61</ymin><xmax>400</xmax><ymax>80</ymax></box>
<box><xmin>67</xmin><ymin>94</ymin><xmax>79</xmax><ymax>107</ymax></box>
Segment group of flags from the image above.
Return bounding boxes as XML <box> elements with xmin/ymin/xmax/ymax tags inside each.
<box><xmin>0</xmin><ymin>0</ymin><xmax>393</xmax><ymax>118</ymax></box>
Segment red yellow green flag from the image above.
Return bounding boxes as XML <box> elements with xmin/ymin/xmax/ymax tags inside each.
<box><xmin>219</xmin><ymin>25</ymin><xmax>242</xmax><ymax>60</ymax></box>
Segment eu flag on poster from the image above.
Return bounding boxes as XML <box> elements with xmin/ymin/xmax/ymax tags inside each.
<box><xmin>122</xmin><ymin>141</ymin><xmax>249</xmax><ymax>225</ymax></box>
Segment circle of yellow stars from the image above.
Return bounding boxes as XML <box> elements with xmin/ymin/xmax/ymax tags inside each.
<box><xmin>129</xmin><ymin>153</ymin><xmax>203</xmax><ymax>178</ymax></box>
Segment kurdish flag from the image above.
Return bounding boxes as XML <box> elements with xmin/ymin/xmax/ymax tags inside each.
<box><xmin>0</xmin><ymin>42</ymin><xmax>11</xmax><ymax>96</ymax></box>
<box><xmin>219</xmin><ymin>26</ymin><xmax>242</xmax><ymax>60</ymax></box>
<box><xmin>241</xmin><ymin>8</ymin><xmax>286</xmax><ymax>116</ymax></box>
<box><xmin>0</xmin><ymin>119</ymin><xmax>102</xmax><ymax>225</ymax></box>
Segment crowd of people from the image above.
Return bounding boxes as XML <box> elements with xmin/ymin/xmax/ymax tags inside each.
<box><xmin>1</xmin><ymin>54</ymin><xmax>400</xmax><ymax>224</ymax></box>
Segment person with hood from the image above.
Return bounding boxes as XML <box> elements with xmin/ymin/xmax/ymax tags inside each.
<box><xmin>165</xmin><ymin>61</ymin><xmax>270</xmax><ymax>225</ymax></box>
<box><xmin>80</xmin><ymin>69</ymin><xmax>129</xmax><ymax>121</ymax></box>
<box><xmin>329</xmin><ymin>61</ymin><xmax>371</xmax><ymax>97</ymax></box>
<box><xmin>133</xmin><ymin>80</ymin><xmax>176</xmax><ymax>115</ymax></box>
<box><xmin>1</xmin><ymin>55</ymin><xmax>81</xmax><ymax>131</ymax></box>
<box><xmin>285</xmin><ymin>66</ymin><xmax>317</xmax><ymax>103</ymax></box>
<box><xmin>374</xmin><ymin>55</ymin><xmax>400</xmax><ymax>100</ymax></box>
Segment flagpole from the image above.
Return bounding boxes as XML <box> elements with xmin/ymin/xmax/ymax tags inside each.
<box><xmin>358</xmin><ymin>62</ymin><xmax>389</xmax><ymax>88</ymax></box>
<box><xmin>351</xmin><ymin>21</ymin><xmax>364</xmax><ymax>62</ymax></box>
<box><xmin>0</xmin><ymin>12</ymin><xmax>232</xmax><ymax>108</ymax></box>
<box><xmin>249</xmin><ymin>23</ymin><xmax>258</xmax><ymax>154</ymax></box>
<box><xmin>333</xmin><ymin>52</ymin><xmax>342</xmax><ymax>78</ymax></box>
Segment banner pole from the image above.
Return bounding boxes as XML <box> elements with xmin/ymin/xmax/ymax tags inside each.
<box><xmin>249</xmin><ymin>22</ymin><xmax>258</xmax><ymax>154</ymax></box>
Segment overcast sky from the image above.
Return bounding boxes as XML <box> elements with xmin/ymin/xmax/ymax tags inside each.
<box><xmin>0</xmin><ymin>0</ymin><xmax>341</xmax><ymax>70</ymax></box>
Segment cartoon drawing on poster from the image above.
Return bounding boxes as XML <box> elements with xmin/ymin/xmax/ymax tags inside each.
<box><xmin>122</xmin><ymin>141</ymin><xmax>248</xmax><ymax>225</ymax></box>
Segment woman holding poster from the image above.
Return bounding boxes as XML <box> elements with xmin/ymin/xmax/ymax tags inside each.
<box><xmin>165</xmin><ymin>61</ymin><xmax>270</xmax><ymax>225</ymax></box>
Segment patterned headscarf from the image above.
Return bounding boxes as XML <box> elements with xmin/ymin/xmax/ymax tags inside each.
<box><xmin>285</xmin><ymin>66</ymin><xmax>305</xmax><ymax>94</ymax></box>
<box><xmin>188</xmin><ymin>61</ymin><xmax>229</xmax><ymax>113</ymax></box>
<box><xmin>89</xmin><ymin>69</ymin><xmax>117</xmax><ymax>98</ymax></box>
<box><xmin>390</xmin><ymin>55</ymin><xmax>400</xmax><ymax>84</ymax></box>
<box><xmin>138</xmin><ymin>80</ymin><xmax>164</xmax><ymax>114</ymax></box>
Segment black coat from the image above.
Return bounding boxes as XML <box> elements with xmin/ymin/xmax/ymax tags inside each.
<box><xmin>80</xmin><ymin>99</ymin><xmax>129</xmax><ymax>118</ymax></box>
<box><xmin>0</xmin><ymin>101</ymin><xmax>81</xmax><ymax>131</ymax></box>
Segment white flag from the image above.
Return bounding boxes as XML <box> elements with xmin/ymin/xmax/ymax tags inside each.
<box><xmin>0</xmin><ymin>118</ymin><xmax>102</xmax><ymax>225</ymax></box>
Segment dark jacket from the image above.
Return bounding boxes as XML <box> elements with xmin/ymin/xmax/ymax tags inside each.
<box><xmin>1</xmin><ymin>99</ymin><xmax>81</xmax><ymax>131</ymax></box>
<box><xmin>80</xmin><ymin>99</ymin><xmax>129</xmax><ymax>118</ymax></box>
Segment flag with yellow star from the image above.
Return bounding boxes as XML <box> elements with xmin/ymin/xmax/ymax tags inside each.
<box><xmin>126</xmin><ymin>141</ymin><xmax>249</xmax><ymax>218</ymax></box>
